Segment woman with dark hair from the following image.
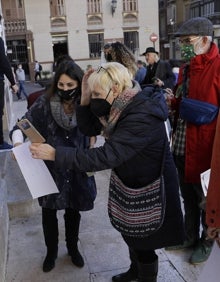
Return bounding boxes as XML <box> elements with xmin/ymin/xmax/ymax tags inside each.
<box><xmin>10</xmin><ymin>61</ymin><xmax>97</xmax><ymax>272</ymax></box>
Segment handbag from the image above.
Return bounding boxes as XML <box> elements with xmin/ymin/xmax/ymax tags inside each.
<box><xmin>108</xmin><ymin>146</ymin><xmax>166</xmax><ymax>238</ymax></box>
<box><xmin>179</xmin><ymin>97</ymin><xmax>219</xmax><ymax>125</ymax></box>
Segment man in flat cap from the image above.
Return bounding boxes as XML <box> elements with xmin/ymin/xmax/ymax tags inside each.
<box><xmin>141</xmin><ymin>46</ymin><xmax>176</xmax><ymax>89</ymax></box>
<box><xmin>166</xmin><ymin>17</ymin><xmax>219</xmax><ymax>265</ymax></box>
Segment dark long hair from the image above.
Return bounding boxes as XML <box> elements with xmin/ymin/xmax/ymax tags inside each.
<box><xmin>47</xmin><ymin>61</ymin><xmax>84</xmax><ymax>99</ymax></box>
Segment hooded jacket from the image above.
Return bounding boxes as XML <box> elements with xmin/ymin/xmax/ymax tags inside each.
<box><xmin>55</xmin><ymin>86</ymin><xmax>184</xmax><ymax>249</ymax></box>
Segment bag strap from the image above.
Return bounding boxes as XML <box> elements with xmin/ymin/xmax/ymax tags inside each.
<box><xmin>182</xmin><ymin>64</ymin><xmax>190</xmax><ymax>97</ymax></box>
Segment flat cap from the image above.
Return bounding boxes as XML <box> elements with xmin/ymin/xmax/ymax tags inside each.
<box><xmin>175</xmin><ymin>17</ymin><xmax>213</xmax><ymax>37</ymax></box>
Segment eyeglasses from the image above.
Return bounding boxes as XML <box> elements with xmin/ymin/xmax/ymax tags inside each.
<box><xmin>97</xmin><ymin>66</ymin><xmax>113</xmax><ymax>81</ymax></box>
<box><xmin>179</xmin><ymin>36</ymin><xmax>200</xmax><ymax>45</ymax></box>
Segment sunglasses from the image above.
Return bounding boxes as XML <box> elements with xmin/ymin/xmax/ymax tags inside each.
<box><xmin>97</xmin><ymin>66</ymin><xmax>113</xmax><ymax>80</ymax></box>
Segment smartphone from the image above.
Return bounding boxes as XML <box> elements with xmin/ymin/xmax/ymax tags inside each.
<box><xmin>17</xmin><ymin>118</ymin><xmax>45</xmax><ymax>143</ymax></box>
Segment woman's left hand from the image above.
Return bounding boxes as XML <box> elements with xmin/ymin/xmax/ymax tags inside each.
<box><xmin>29</xmin><ymin>143</ymin><xmax>56</xmax><ymax>161</ymax></box>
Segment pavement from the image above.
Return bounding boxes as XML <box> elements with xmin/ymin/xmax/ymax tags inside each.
<box><xmin>3</xmin><ymin>81</ymin><xmax>204</xmax><ymax>282</ymax></box>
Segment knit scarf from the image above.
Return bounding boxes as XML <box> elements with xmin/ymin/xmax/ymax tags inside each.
<box><xmin>175</xmin><ymin>64</ymin><xmax>190</xmax><ymax>98</ymax></box>
<box><xmin>50</xmin><ymin>95</ymin><xmax>77</xmax><ymax>131</ymax></box>
<box><xmin>100</xmin><ymin>81</ymin><xmax>141</xmax><ymax>138</ymax></box>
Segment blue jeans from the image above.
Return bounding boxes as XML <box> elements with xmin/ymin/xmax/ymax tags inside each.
<box><xmin>17</xmin><ymin>80</ymin><xmax>28</xmax><ymax>99</ymax></box>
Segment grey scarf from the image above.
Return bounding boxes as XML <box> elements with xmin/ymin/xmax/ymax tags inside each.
<box><xmin>50</xmin><ymin>95</ymin><xmax>77</xmax><ymax>131</ymax></box>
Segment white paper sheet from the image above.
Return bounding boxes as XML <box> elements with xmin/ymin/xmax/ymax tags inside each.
<box><xmin>12</xmin><ymin>141</ymin><xmax>59</xmax><ymax>199</ymax></box>
<box><xmin>197</xmin><ymin>241</ymin><xmax>220</xmax><ymax>282</ymax></box>
<box><xmin>200</xmin><ymin>169</ymin><xmax>211</xmax><ymax>197</ymax></box>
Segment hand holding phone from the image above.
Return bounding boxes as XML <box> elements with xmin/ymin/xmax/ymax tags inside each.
<box><xmin>17</xmin><ymin>119</ymin><xmax>45</xmax><ymax>143</ymax></box>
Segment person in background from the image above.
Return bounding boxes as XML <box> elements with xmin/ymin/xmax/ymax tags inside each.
<box><xmin>34</xmin><ymin>60</ymin><xmax>41</xmax><ymax>82</ymax></box>
<box><xmin>169</xmin><ymin>59</ymin><xmax>183</xmax><ymax>86</ymax></box>
<box><xmin>105</xmin><ymin>41</ymin><xmax>137</xmax><ymax>78</ymax></box>
<box><xmin>86</xmin><ymin>64</ymin><xmax>93</xmax><ymax>71</ymax></box>
<box><xmin>15</xmin><ymin>64</ymin><xmax>28</xmax><ymax>100</ymax></box>
<box><xmin>206</xmin><ymin>112</ymin><xmax>220</xmax><ymax>246</ymax></box>
<box><xmin>103</xmin><ymin>43</ymin><xmax>112</xmax><ymax>62</ymax></box>
<box><xmin>29</xmin><ymin>62</ymin><xmax>184</xmax><ymax>282</ymax></box>
<box><xmin>134</xmin><ymin>60</ymin><xmax>147</xmax><ymax>84</ymax></box>
<box><xmin>10</xmin><ymin>60</ymin><xmax>97</xmax><ymax>272</ymax></box>
<box><xmin>0</xmin><ymin>36</ymin><xmax>18</xmax><ymax>151</ymax></box>
<box><xmin>166</xmin><ymin>17</ymin><xmax>220</xmax><ymax>265</ymax></box>
<box><xmin>141</xmin><ymin>47</ymin><xmax>176</xmax><ymax>90</ymax></box>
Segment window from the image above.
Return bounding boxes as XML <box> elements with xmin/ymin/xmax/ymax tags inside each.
<box><xmin>124</xmin><ymin>31</ymin><xmax>139</xmax><ymax>53</ymax></box>
<box><xmin>202</xmin><ymin>1</ymin><xmax>214</xmax><ymax>16</ymax></box>
<box><xmin>50</xmin><ymin>0</ymin><xmax>65</xmax><ymax>17</ymax></box>
<box><xmin>87</xmin><ymin>0</ymin><xmax>102</xmax><ymax>14</ymax></box>
<box><xmin>2</xmin><ymin>0</ymin><xmax>25</xmax><ymax>19</ymax></box>
<box><xmin>88</xmin><ymin>33</ymin><xmax>104</xmax><ymax>58</ymax></box>
<box><xmin>167</xmin><ymin>4</ymin><xmax>176</xmax><ymax>25</ymax></box>
<box><xmin>18</xmin><ymin>0</ymin><xmax>23</xmax><ymax>8</ymax></box>
<box><xmin>6</xmin><ymin>39</ymin><xmax>28</xmax><ymax>65</ymax></box>
<box><xmin>123</xmin><ymin>0</ymin><xmax>138</xmax><ymax>12</ymax></box>
<box><xmin>190</xmin><ymin>5</ymin><xmax>201</xmax><ymax>18</ymax></box>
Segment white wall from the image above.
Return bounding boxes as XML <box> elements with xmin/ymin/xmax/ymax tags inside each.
<box><xmin>23</xmin><ymin>0</ymin><xmax>159</xmax><ymax>70</ymax></box>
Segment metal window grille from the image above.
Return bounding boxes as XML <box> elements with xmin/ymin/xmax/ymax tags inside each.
<box><xmin>88</xmin><ymin>33</ymin><xmax>104</xmax><ymax>58</ymax></box>
<box><xmin>124</xmin><ymin>31</ymin><xmax>139</xmax><ymax>53</ymax></box>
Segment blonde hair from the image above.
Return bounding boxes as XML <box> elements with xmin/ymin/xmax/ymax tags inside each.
<box><xmin>88</xmin><ymin>62</ymin><xmax>133</xmax><ymax>93</ymax></box>
<box><xmin>154</xmin><ymin>53</ymin><xmax>159</xmax><ymax>63</ymax></box>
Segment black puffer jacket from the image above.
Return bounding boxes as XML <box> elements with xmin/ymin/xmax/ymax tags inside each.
<box><xmin>55</xmin><ymin>86</ymin><xmax>184</xmax><ymax>249</ymax></box>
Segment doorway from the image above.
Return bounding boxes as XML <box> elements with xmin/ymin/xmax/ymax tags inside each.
<box><xmin>52</xmin><ymin>36</ymin><xmax>68</xmax><ymax>63</ymax></box>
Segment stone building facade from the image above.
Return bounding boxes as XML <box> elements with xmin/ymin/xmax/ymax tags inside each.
<box><xmin>1</xmin><ymin>0</ymin><xmax>159</xmax><ymax>81</ymax></box>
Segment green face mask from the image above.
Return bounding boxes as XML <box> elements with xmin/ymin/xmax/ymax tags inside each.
<box><xmin>180</xmin><ymin>44</ymin><xmax>195</xmax><ymax>61</ymax></box>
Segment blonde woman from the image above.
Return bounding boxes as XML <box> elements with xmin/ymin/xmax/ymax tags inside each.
<box><xmin>30</xmin><ymin>62</ymin><xmax>184</xmax><ymax>282</ymax></box>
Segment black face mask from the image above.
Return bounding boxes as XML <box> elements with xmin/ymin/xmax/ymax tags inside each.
<box><xmin>57</xmin><ymin>87</ymin><xmax>80</xmax><ymax>101</ymax></box>
<box><xmin>90</xmin><ymin>89</ymin><xmax>113</xmax><ymax>117</ymax></box>
<box><xmin>105</xmin><ymin>53</ymin><xmax>113</xmax><ymax>62</ymax></box>
<box><xmin>90</xmin><ymin>99</ymin><xmax>112</xmax><ymax>117</ymax></box>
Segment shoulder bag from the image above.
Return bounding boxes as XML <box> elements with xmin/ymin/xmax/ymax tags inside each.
<box><xmin>179</xmin><ymin>65</ymin><xmax>219</xmax><ymax>125</ymax></box>
<box><xmin>180</xmin><ymin>97</ymin><xmax>219</xmax><ymax>125</ymax></box>
<box><xmin>108</xmin><ymin>144</ymin><xmax>166</xmax><ymax>238</ymax></box>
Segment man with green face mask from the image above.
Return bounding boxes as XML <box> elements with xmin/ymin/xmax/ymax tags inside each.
<box><xmin>166</xmin><ymin>17</ymin><xmax>220</xmax><ymax>265</ymax></box>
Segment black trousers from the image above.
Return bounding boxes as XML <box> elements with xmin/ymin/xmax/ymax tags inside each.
<box><xmin>34</xmin><ymin>71</ymin><xmax>41</xmax><ymax>81</ymax></box>
<box><xmin>173</xmin><ymin>155</ymin><xmax>207</xmax><ymax>243</ymax></box>
<box><xmin>42</xmin><ymin>207</ymin><xmax>81</xmax><ymax>251</ymax></box>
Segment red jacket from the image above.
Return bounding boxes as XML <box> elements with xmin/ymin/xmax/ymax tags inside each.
<box><xmin>173</xmin><ymin>43</ymin><xmax>220</xmax><ymax>183</ymax></box>
<box><xmin>206</xmin><ymin>112</ymin><xmax>220</xmax><ymax>227</ymax></box>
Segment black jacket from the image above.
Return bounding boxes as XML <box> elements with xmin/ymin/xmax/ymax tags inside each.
<box><xmin>54</xmin><ymin>86</ymin><xmax>184</xmax><ymax>249</ymax></box>
<box><xmin>10</xmin><ymin>94</ymin><xmax>97</xmax><ymax>211</ymax></box>
<box><xmin>141</xmin><ymin>59</ymin><xmax>176</xmax><ymax>90</ymax></box>
<box><xmin>0</xmin><ymin>37</ymin><xmax>16</xmax><ymax>84</ymax></box>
